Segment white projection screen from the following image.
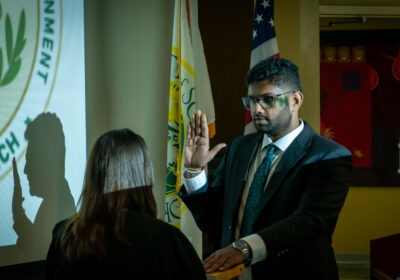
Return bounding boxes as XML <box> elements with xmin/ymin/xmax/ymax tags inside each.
<box><xmin>0</xmin><ymin>0</ymin><xmax>86</xmax><ymax>266</ymax></box>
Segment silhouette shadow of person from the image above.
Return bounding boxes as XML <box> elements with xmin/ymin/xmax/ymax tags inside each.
<box><xmin>11</xmin><ymin>112</ymin><xmax>75</xmax><ymax>261</ymax></box>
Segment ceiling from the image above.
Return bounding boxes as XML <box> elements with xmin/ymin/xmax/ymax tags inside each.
<box><xmin>320</xmin><ymin>0</ymin><xmax>400</xmax><ymax>6</ymax></box>
<box><xmin>319</xmin><ymin>0</ymin><xmax>400</xmax><ymax>30</ymax></box>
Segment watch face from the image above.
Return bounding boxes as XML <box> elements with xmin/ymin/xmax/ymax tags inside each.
<box><xmin>233</xmin><ymin>240</ymin><xmax>250</xmax><ymax>259</ymax></box>
<box><xmin>235</xmin><ymin>240</ymin><xmax>246</xmax><ymax>248</ymax></box>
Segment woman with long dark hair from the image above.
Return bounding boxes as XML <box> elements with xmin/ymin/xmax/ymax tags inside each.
<box><xmin>44</xmin><ymin>129</ymin><xmax>206</xmax><ymax>279</ymax></box>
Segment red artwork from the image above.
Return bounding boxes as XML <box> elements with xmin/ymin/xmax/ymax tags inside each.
<box><xmin>370</xmin><ymin>67</ymin><xmax>379</xmax><ymax>91</ymax></box>
<box><xmin>320</xmin><ymin>31</ymin><xmax>400</xmax><ymax>186</ymax></box>
<box><xmin>383</xmin><ymin>45</ymin><xmax>400</xmax><ymax>82</ymax></box>
<box><xmin>321</xmin><ymin>62</ymin><xmax>373</xmax><ymax>168</ymax></box>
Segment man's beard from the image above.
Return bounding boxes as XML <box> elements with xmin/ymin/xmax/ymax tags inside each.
<box><xmin>253</xmin><ymin>107</ymin><xmax>292</xmax><ymax>138</ymax></box>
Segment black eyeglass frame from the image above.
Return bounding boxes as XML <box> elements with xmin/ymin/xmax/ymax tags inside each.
<box><xmin>241</xmin><ymin>91</ymin><xmax>296</xmax><ymax>110</ymax></box>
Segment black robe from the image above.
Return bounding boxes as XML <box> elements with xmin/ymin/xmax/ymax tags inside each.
<box><xmin>44</xmin><ymin>210</ymin><xmax>206</xmax><ymax>280</ymax></box>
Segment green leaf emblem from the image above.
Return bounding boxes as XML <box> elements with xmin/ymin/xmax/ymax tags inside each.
<box><xmin>0</xmin><ymin>8</ymin><xmax>26</xmax><ymax>86</ymax></box>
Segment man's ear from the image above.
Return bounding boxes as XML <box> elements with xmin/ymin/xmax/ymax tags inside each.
<box><xmin>292</xmin><ymin>91</ymin><xmax>303</xmax><ymax>110</ymax></box>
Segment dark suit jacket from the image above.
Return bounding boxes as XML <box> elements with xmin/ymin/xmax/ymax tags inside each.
<box><xmin>180</xmin><ymin>122</ymin><xmax>352</xmax><ymax>280</ymax></box>
<box><xmin>44</xmin><ymin>210</ymin><xmax>206</xmax><ymax>280</ymax></box>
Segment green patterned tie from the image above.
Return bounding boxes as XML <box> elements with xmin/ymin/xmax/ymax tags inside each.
<box><xmin>240</xmin><ymin>144</ymin><xmax>275</xmax><ymax>237</ymax></box>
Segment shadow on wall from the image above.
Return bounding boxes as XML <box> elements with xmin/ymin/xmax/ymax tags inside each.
<box><xmin>0</xmin><ymin>112</ymin><xmax>75</xmax><ymax>269</ymax></box>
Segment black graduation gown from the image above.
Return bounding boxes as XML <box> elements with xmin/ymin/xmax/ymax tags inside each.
<box><xmin>44</xmin><ymin>210</ymin><xmax>206</xmax><ymax>280</ymax></box>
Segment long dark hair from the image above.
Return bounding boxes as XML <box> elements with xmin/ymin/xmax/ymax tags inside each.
<box><xmin>60</xmin><ymin>129</ymin><xmax>157</xmax><ymax>261</ymax></box>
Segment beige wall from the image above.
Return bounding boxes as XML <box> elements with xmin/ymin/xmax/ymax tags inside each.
<box><xmin>275</xmin><ymin>0</ymin><xmax>320</xmax><ymax>132</ymax></box>
<box><xmin>85</xmin><ymin>0</ymin><xmax>174</xmax><ymax>217</ymax></box>
<box><xmin>333</xmin><ymin>187</ymin><xmax>400</xmax><ymax>253</ymax></box>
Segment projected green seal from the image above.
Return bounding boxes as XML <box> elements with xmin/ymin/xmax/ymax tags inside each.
<box><xmin>0</xmin><ymin>0</ymin><xmax>62</xmax><ymax>180</ymax></box>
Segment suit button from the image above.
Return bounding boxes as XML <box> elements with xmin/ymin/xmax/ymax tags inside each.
<box><xmin>228</xmin><ymin>226</ymin><xmax>232</xmax><ymax>230</ymax></box>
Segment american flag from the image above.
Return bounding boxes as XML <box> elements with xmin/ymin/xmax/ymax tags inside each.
<box><xmin>245</xmin><ymin>0</ymin><xmax>279</xmax><ymax>134</ymax></box>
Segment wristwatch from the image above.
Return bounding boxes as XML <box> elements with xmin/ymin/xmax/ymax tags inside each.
<box><xmin>232</xmin><ymin>239</ymin><xmax>252</xmax><ymax>266</ymax></box>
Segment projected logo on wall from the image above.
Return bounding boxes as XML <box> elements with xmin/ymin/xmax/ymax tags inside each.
<box><xmin>0</xmin><ymin>0</ymin><xmax>85</xmax><ymax>266</ymax></box>
<box><xmin>0</xmin><ymin>0</ymin><xmax>60</xmax><ymax>181</ymax></box>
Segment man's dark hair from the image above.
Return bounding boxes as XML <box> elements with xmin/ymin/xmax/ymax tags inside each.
<box><xmin>246</xmin><ymin>57</ymin><xmax>302</xmax><ymax>92</ymax></box>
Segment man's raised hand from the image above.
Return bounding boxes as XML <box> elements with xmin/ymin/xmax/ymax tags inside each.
<box><xmin>184</xmin><ymin>110</ymin><xmax>226</xmax><ymax>170</ymax></box>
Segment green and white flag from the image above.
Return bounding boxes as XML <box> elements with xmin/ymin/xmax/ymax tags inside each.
<box><xmin>165</xmin><ymin>0</ymin><xmax>215</xmax><ymax>257</ymax></box>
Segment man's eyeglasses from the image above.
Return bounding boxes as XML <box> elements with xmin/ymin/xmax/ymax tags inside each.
<box><xmin>241</xmin><ymin>91</ymin><xmax>295</xmax><ymax>110</ymax></box>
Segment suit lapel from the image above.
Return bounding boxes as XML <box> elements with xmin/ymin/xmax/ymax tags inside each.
<box><xmin>237</xmin><ymin>134</ymin><xmax>264</xmax><ymax>182</ymax></box>
<box><xmin>258</xmin><ymin>122</ymin><xmax>315</xmax><ymax>211</ymax></box>
<box><xmin>226</xmin><ymin>133</ymin><xmax>263</xmax><ymax>215</ymax></box>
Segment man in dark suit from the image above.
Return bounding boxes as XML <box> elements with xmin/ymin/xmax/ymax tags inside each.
<box><xmin>179</xmin><ymin>57</ymin><xmax>352</xmax><ymax>280</ymax></box>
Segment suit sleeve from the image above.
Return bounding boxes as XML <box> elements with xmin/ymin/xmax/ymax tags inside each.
<box><xmin>179</xmin><ymin>145</ymin><xmax>231</xmax><ymax>237</ymax></box>
<box><xmin>257</xmin><ymin>152</ymin><xmax>352</xmax><ymax>260</ymax></box>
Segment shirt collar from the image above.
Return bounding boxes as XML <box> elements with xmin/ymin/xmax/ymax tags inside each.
<box><xmin>261</xmin><ymin>120</ymin><xmax>304</xmax><ymax>152</ymax></box>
